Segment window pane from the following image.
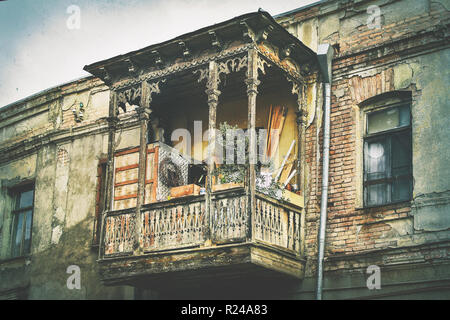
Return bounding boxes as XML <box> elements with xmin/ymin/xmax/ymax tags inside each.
<box><xmin>366</xmin><ymin>140</ymin><xmax>387</xmax><ymax>180</ymax></box>
<box><xmin>392</xmin><ymin>178</ymin><xmax>411</xmax><ymax>202</ymax></box>
<box><xmin>18</xmin><ymin>190</ymin><xmax>34</xmax><ymax>208</ymax></box>
<box><xmin>12</xmin><ymin>212</ymin><xmax>24</xmax><ymax>257</ymax></box>
<box><xmin>24</xmin><ymin>210</ymin><xmax>33</xmax><ymax>254</ymax></box>
<box><xmin>367</xmin><ymin>105</ymin><xmax>410</xmax><ymax>134</ymax></box>
<box><xmin>391</xmin><ymin>132</ymin><xmax>411</xmax><ymax>177</ymax></box>
<box><xmin>367</xmin><ymin>183</ymin><xmax>388</xmax><ymax>206</ymax></box>
<box><xmin>399</xmin><ymin>105</ymin><xmax>411</xmax><ymax>127</ymax></box>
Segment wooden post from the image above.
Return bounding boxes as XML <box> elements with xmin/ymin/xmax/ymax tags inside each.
<box><xmin>99</xmin><ymin>90</ymin><xmax>118</xmax><ymax>259</ymax></box>
<box><xmin>296</xmin><ymin>82</ymin><xmax>307</xmax><ymax>257</ymax></box>
<box><xmin>295</xmin><ymin>84</ymin><xmax>306</xmax><ymax>192</ymax></box>
<box><xmin>134</xmin><ymin>81</ymin><xmax>152</xmax><ymax>254</ymax></box>
<box><xmin>300</xmin><ymin>83</ymin><xmax>309</xmax><ymax>257</ymax></box>
<box><xmin>205</xmin><ymin>61</ymin><xmax>221</xmax><ymax>242</ymax></box>
<box><xmin>245</xmin><ymin>49</ymin><xmax>260</xmax><ymax>242</ymax></box>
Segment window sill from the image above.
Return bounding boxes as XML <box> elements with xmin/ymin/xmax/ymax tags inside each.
<box><xmin>355</xmin><ymin>200</ymin><xmax>411</xmax><ymax>211</ymax></box>
<box><xmin>0</xmin><ymin>254</ymin><xmax>32</xmax><ymax>266</ymax></box>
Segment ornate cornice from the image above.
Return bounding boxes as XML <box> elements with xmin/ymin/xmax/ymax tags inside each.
<box><xmin>111</xmin><ymin>45</ymin><xmax>254</xmax><ymax>91</ymax></box>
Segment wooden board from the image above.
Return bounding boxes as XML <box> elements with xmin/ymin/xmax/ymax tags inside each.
<box><xmin>266</xmin><ymin>106</ymin><xmax>287</xmax><ymax>159</ymax></box>
<box><xmin>279</xmin><ymin>161</ymin><xmax>294</xmax><ymax>186</ymax></box>
<box><xmin>212</xmin><ymin>183</ymin><xmax>243</xmax><ymax>192</ymax></box>
<box><xmin>113</xmin><ymin>148</ymin><xmax>139</xmax><ymax>210</ymax></box>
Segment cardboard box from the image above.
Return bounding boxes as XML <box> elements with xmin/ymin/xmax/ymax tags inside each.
<box><xmin>170</xmin><ymin>184</ymin><xmax>201</xmax><ymax>198</ymax></box>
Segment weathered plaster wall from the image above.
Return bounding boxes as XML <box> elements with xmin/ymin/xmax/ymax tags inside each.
<box><xmin>0</xmin><ymin>79</ymin><xmax>132</xmax><ymax>299</ymax></box>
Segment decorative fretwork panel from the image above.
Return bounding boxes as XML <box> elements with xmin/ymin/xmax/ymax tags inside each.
<box><xmin>141</xmin><ymin>199</ymin><xmax>206</xmax><ymax>251</ymax></box>
<box><xmin>104</xmin><ymin>211</ymin><xmax>135</xmax><ymax>255</ymax></box>
<box><xmin>254</xmin><ymin>197</ymin><xmax>301</xmax><ymax>253</ymax></box>
<box><xmin>116</xmin><ymin>85</ymin><xmax>141</xmax><ymax>114</ymax></box>
<box><xmin>211</xmin><ymin>194</ymin><xmax>248</xmax><ymax>242</ymax></box>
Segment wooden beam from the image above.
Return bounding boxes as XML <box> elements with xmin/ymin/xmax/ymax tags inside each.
<box><xmin>134</xmin><ymin>81</ymin><xmax>153</xmax><ymax>254</ymax></box>
<box><xmin>208</xmin><ymin>31</ymin><xmax>222</xmax><ymax>52</ymax></box>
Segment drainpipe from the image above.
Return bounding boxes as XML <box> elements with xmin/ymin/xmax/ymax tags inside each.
<box><xmin>316</xmin><ymin>44</ymin><xmax>334</xmax><ymax>300</ymax></box>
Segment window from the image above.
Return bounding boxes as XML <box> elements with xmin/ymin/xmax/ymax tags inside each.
<box><xmin>363</xmin><ymin>103</ymin><xmax>412</xmax><ymax>206</ymax></box>
<box><xmin>10</xmin><ymin>186</ymin><xmax>34</xmax><ymax>257</ymax></box>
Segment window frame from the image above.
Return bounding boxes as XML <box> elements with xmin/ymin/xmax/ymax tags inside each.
<box><xmin>92</xmin><ymin>159</ymin><xmax>108</xmax><ymax>246</ymax></box>
<box><xmin>9</xmin><ymin>184</ymin><xmax>35</xmax><ymax>258</ymax></box>
<box><xmin>362</xmin><ymin>101</ymin><xmax>413</xmax><ymax>208</ymax></box>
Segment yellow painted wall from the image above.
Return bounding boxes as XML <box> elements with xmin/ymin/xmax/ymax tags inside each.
<box><xmin>167</xmin><ymin>92</ymin><xmax>298</xmax><ymax>170</ymax></box>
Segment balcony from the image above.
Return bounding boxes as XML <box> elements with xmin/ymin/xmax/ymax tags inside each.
<box><xmin>98</xmin><ymin>187</ymin><xmax>305</xmax><ymax>287</ymax></box>
<box><xmin>84</xmin><ymin>11</ymin><xmax>317</xmax><ymax>289</ymax></box>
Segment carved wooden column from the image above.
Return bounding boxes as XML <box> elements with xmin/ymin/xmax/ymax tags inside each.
<box><xmin>245</xmin><ymin>49</ymin><xmax>260</xmax><ymax>241</ymax></box>
<box><xmin>133</xmin><ymin>84</ymin><xmax>149</xmax><ymax>253</ymax></box>
<box><xmin>294</xmin><ymin>83</ymin><xmax>307</xmax><ymax>193</ymax></box>
<box><xmin>205</xmin><ymin>61</ymin><xmax>221</xmax><ymax>241</ymax></box>
<box><xmin>294</xmin><ymin>82</ymin><xmax>307</xmax><ymax>257</ymax></box>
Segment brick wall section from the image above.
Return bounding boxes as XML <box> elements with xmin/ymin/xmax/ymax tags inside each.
<box><xmin>305</xmin><ymin>64</ymin><xmax>413</xmax><ymax>260</ymax></box>
<box><xmin>339</xmin><ymin>2</ymin><xmax>449</xmax><ymax>57</ymax></box>
<box><xmin>295</xmin><ymin>0</ymin><xmax>450</xmax><ymax>274</ymax></box>
<box><xmin>285</xmin><ymin>1</ymin><xmax>449</xmax><ymax>58</ymax></box>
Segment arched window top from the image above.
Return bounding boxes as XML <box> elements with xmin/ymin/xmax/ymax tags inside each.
<box><xmin>359</xmin><ymin>91</ymin><xmax>411</xmax><ymax>110</ymax></box>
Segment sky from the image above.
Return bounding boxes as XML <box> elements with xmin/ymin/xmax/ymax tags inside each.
<box><xmin>0</xmin><ymin>0</ymin><xmax>318</xmax><ymax>108</ymax></box>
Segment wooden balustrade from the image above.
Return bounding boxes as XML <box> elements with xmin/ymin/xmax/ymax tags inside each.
<box><xmin>254</xmin><ymin>194</ymin><xmax>301</xmax><ymax>252</ymax></box>
<box><xmin>101</xmin><ymin>189</ymin><xmax>302</xmax><ymax>258</ymax></box>
<box><xmin>103</xmin><ymin>209</ymin><xmax>135</xmax><ymax>256</ymax></box>
<box><xmin>211</xmin><ymin>191</ymin><xmax>248</xmax><ymax>243</ymax></box>
<box><xmin>141</xmin><ymin>197</ymin><xmax>206</xmax><ymax>251</ymax></box>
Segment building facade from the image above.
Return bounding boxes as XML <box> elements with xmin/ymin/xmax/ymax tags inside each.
<box><xmin>0</xmin><ymin>0</ymin><xmax>449</xmax><ymax>299</ymax></box>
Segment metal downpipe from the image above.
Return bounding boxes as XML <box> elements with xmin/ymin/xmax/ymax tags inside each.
<box><xmin>316</xmin><ymin>82</ymin><xmax>331</xmax><ymax>300</ymax></box>
<box><xmin>316</xmin><ymin>44</ymin><xmax>333</xmax><ymax>300</ymax></box>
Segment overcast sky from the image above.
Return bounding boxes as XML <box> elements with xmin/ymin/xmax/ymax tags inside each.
<box><xmin>0</xmin><ymin>0</ymin><xmax>317</xmax><ymax>108</ymax></box>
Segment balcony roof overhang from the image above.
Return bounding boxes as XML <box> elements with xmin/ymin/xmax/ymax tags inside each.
<box><xmin>83</xmin><ymin>10</ymin><xmax>318</xmax><ymax>87</ymax></box>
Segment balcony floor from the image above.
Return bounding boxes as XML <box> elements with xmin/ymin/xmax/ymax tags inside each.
<box><xmin>99</xmin><ymin>241</ymin><xmax>305</xmax><ymax>288</ymax></box>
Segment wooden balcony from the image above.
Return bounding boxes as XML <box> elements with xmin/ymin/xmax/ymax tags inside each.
<box><xmin>98</xmin><ymin>187</ymin><xmax>305</xmax><ymax>287</ymax></box>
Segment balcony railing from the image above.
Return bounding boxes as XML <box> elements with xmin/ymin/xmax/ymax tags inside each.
<box><xmin>141</xmin><ymin>195</ymin><xmax>207</xmax><ymax>252</ymax></box>
<box><xmin>100</xmin><ymin>187</ymin><xmax>302</xmax><ymax>260</ymax></box>
<box><xmin>254</xmin><ymin>194</ymin><xmax>301</xmax><ymax>253</ymax></box>
<box><xmin>103</xmin><ymin>208</ymin><xmax>135</xmax><ymax>256</ymax></box>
